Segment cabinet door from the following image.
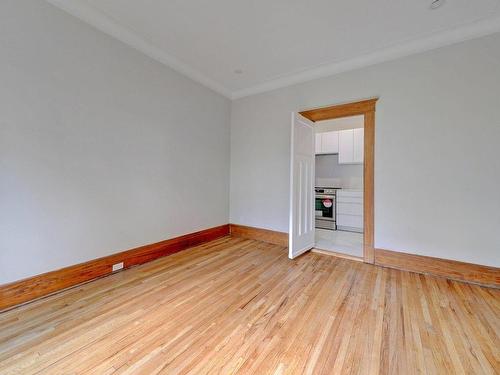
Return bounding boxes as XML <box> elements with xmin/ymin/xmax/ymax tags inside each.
<box><xmin>336</xmin><ymin>214</ymin><xmax>364</xmax><ymax>231</ymax></box>
<box><xmin>321</xmin><ymin>131</ymin><xmax>339</xmax><ymax>154</ymax></box>
<box><xmin>353</xmin><ymin>128</ymin><xmax>364</xmax><ymax>164</ymax></box>
<box><xmin>315</xmin><ymin>133</ymin><xmax>322</xmax><ymax>154</ymax></box>
<box><xmin>337</xmin><ymin>202</ymin><xmax>363</xmax><ymax>216</ymax></box>
<box><xmin>338</xmin><ymin>129</ymin><xmax>354</xmax><ymax>164</ymax></box>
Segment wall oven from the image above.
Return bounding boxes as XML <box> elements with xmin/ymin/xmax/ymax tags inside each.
<box><xmin>315</xmin><ymin>187</ymin><xmax>338</xmax><ymax>230</ymax></box>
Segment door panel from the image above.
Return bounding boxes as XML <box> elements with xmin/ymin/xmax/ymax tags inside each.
<box><xmin>337</xmin><ymin>214</ymin><xmax>364</xmax><ymax>231</ymax></box>
<box><xmin>289</xmin><ymin>113</ymin><xmax>315</xmax><ymax>259</ymax></box>
<box><xmin>337</xmin><ymin>202</ymin><xmax>363</xmax><ymax>216</ymax></box>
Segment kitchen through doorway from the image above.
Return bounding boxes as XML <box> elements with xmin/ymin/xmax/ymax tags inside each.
<box><xmin>290</xmin><ymin>98</ymin><xmax>377</xmax><ymax>263</ymax></box>
<box><xmin>314</xmin><ymin>115</ymin><xmax>364</xmax><ymax>258</ymax></box>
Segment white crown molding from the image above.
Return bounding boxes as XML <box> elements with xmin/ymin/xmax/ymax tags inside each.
<box><xmin>46</xmin><ymin>0</ymin><xmax>233</xmax><ymax>99</ymax></box>
<box><xmin>46</xmin><ymin>0</ymin><xmax>500</xmax><ymax>101</ymax></box>
<box><xmin>231</xmin><ymin>15</ymin><xmax>500</xmax><ymax>99</ymax></box>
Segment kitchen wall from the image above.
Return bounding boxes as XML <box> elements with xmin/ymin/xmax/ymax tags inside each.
<box><xmin>0</xmin><ymin>1</ymin><xmax>231</xmax><ymax>284</ymax></box>
<box><xmin>315</xmin><ymin>115</ymin><xmax>364</xmax><ymax>133</ymax></box>
<box><xmin>230</xmin><ymin>32</ymin><xmax>500</xmax><ymax>267</ymax></box>
<box><xmin>315</xmin><ymin>154</ymin><xmax>363</xmax><ymax>190</ymax></box>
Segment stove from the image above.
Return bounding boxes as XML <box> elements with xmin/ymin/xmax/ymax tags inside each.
<box><xmin>315</xmin><ymin>187</ymin><xmax>341</xmax><ymax>230</ymax></box>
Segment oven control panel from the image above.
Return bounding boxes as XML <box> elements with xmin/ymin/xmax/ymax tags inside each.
<box><xmin>315</xmin><ymin>187</ymin><xmax>340</xmax><ymax>195</ymax></box>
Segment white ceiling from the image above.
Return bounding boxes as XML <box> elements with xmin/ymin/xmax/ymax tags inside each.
<box><xmin>48</xmin><ymin>0</ymin><xmax>500</xmax><ymax>98</ymax></box>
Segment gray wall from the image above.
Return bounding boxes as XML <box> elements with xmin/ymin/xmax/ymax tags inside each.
<box><xmin>0</xmin><ymin>1</ymin><xmax>231</xmax><ymax>283</ymax></box>
<box><xmin>230</xmin><ymin>33</ymin><xmax>500</xmax><ymax>267</ymax></box>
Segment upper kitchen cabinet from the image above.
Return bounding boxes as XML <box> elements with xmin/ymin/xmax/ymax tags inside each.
<box><xmin>315</xmin><ymin>133</ymin><xmax>322</xmax><ymax>154</ymax></box>
<box><xmin>338</xmin><ymin>128</ymin><xmax>364</xmax><ymax>164</ymax></box>
<box><xmin>315</xmin><ymin>131</ymin><xmax>339</xmax><ymax>154</ymax></box>
<box><xmin>322</xmin><ymin>131</ymin><xmax>339</xmax><ymax>154</ymax></box>
<box><xmin>353</xmin><ymin>128</ymin><xmax>364</xmax><ymax>163</ymax></box>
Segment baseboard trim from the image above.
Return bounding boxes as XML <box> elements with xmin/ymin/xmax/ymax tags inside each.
<box><xmin>0</xmin><ymin>224</ymin><xmax>230</xmax><ymax>311</ymax></box>
<box><xmin>229</xmin><ymin>224</ymin><xmax>288</xmax><ymax>247</ymax></box>
<box><xmin>375</xmin><ymin>248</ymin><xmax>499</xmax><ymax>288</ymax></box>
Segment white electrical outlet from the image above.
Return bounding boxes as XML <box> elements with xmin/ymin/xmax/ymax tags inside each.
<box><xmin>112</xmin><ymin>262</ymin><xmax>124</xmax><ymax>272</ymax></box>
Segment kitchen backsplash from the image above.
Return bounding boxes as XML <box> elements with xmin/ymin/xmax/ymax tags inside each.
<box><xmin>315</xmin><ymin>154</ymin><xmax>363</xmax><ymax>189</ymax></box>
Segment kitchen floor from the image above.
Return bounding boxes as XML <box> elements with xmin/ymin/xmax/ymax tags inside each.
<box><xmin>315</xmin><ymin>228</ymin><xmax>363</xmax><ymax>258</ymax></box>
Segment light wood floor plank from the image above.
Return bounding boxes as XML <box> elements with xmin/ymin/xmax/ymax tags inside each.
<box><xmin>0</xmin><ymin>237</ymin><xmax>499</xmax><ymax>374</ymax></box>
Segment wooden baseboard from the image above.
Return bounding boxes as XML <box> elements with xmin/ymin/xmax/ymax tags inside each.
<box><xmin>375</xmin><ymin>248</ymin><xmax>500</xmax><ymax>288</ymax></box>
<box><xmin>0</xmin><ymin>224</ymin><xmax>230</xmax><ymax>311</ymax></box>
<box><xmin>230</xmin><ymin>224</ymin><xmax>288</xmax><ymax>247</ymax></box>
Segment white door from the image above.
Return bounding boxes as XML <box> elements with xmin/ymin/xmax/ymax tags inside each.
<box><xmin>289</xmin><ymin>113</ymin><xmax>315</xmax><ymax>259</ymax></box>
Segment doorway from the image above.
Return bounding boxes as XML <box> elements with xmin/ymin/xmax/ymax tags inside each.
<box><xmin>315</xmin><ymin>114</ymin><xmax>364</xmax><ymax>257</ymax></box>
<box><xmin>289</xmin><ymin>98</ymin><xmax>377</xmax><ymax>263</ymax></box>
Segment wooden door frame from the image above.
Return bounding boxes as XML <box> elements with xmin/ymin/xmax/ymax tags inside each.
<box><xmin>300</xmin><ymin>98</ymin><xmax>378</xmax><ymax>264</ymax></box>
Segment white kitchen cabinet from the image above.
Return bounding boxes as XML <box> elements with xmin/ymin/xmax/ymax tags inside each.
<box><xmin>338</xmin><ymin>128</ymin><xmax>364</xmax><ymax>164</ymax></box>
<box><xmin>315</xmin><ymin>131</ymin><xmax>339</xmax><ymax>154</ymax></box>
<box><xmin>337</xmin><ymin>214</ymin><xmax>363</xmax><ymax>231</ymax></box>
<box><xmin>321</xmin><ymin>131</ymin><xmax>339</xmax><ymax>154</ymax></box>
<box><xmin>315</xmin><ymin>133</ymin><xmax>322</xmax><ymax>154</ymax></box>
<box><xmin>338</xmin><ymin>130</ymin><xmax>353</xmax><ymax>164</ymax></box>
<box><xmin>353</xmin><ymin>128</ymin><xmax>364</xmax><ymax>163</ymax></box>
<box><xmin>336</xmin><ymin>190</ymin><xmax>363</xmax><ymax>232</ymax></box>
<box><xmin>337</xmin><ymin>202</ymin><xmax>363</xmax><ymax>215</ymax></box>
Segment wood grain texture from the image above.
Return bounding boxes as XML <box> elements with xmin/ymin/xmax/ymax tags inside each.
<box><xmin>299</xmin><ymin>98</ymin><xmax>378</xmax><ymax>121</ymax></box>
<box><xmin>230</xmin><ymin>223</ymin><xmax>288</xmax><ymax>246</ymax></box>
<box><xmin>363</xmin><ymin>110</ymin><xmax>375</xmax><ymax>263</ymax></box>
<box><xmin>311</xmin><ymin>248</ymin><xmax>363</xmax><ymax>262</ymax></box>
<box><xmin>375</xmin><ymin>248</ymin><xmax>500</xmax><ymax>288</ymax></box>
<box><xmin>0</xmin><ymin>224</ymin><xmax>229</xmax><ymax>311</ymax></box>
<box><xmin>0</xmin><ymin>237</ymin><xmax>498</xmax><ymax>374</ymax></box>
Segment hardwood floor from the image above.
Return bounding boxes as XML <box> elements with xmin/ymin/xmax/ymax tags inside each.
<box><xmin>0</xmin><ymin>237</ymin><xmax>499</xmax><ymax>374</ymax></box>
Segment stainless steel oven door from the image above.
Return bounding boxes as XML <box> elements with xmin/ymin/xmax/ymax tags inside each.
<box><xmin>315</xmin><ymin>195</ymin><xmax>335</xmax><ymax>220</ymax></box>
<box><xmin>315</xmin><ymin>195</ymin><xmax>336</xmax><ymax>230</ymax></box>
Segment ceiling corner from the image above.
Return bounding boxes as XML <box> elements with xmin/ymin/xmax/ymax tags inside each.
<box><xmin>45</xmin><ymin>0</ymin><xmax>234</xmax><ymax>99</ymax></box>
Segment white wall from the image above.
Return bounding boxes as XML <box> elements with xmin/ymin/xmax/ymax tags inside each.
<box><xmin>230</xmin><ymin>33</ymin><xmax>500</xmax><ymax>267</ymax></box>
<box><xmin>0</xmin><ymin>1</ymin><xmax>231</xmax><ymax>284</ymax></box>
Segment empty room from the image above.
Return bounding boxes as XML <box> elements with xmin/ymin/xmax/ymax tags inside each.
<box><xmin>1</xmin><ymin>1</ymin><xmax>499</xmax><ymax>374</ymax></box>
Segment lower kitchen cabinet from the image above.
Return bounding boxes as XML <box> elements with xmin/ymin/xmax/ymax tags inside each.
<box><xmin>336</xmin><ymin>190</ymin><xmax>363</xmax><ymax>232</ymax></box>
